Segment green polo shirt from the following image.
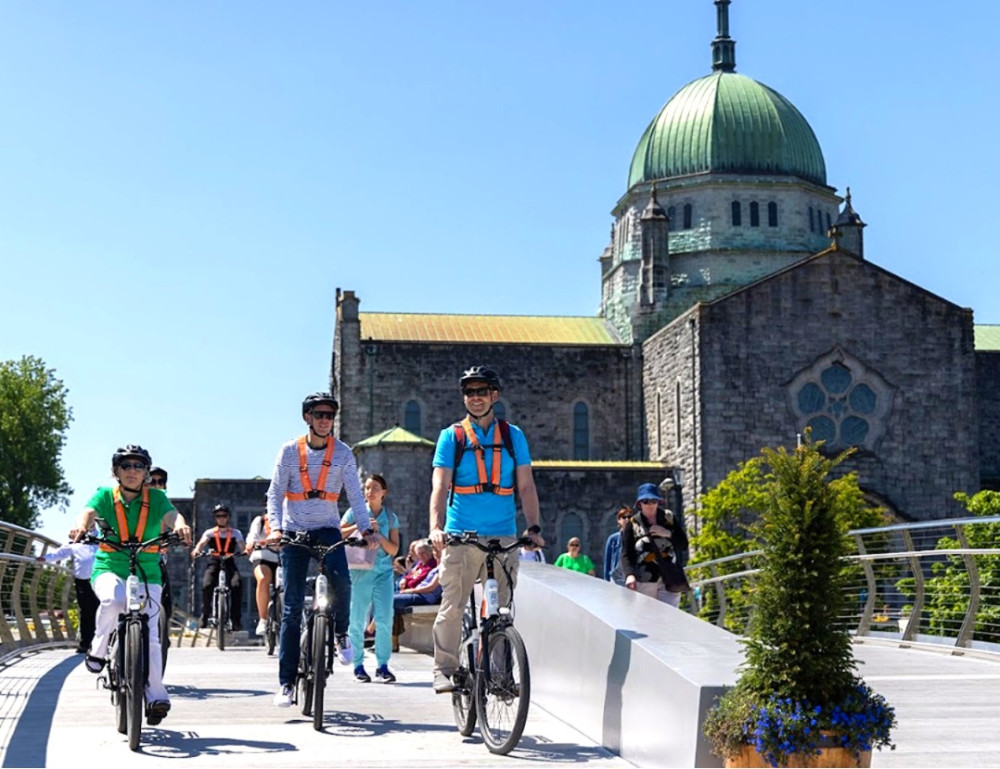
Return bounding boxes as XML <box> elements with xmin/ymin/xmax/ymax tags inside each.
<box><xmin>87</xmin><ymin>485</ymin><xmax>176</xmax><ymax>584</ymax></box>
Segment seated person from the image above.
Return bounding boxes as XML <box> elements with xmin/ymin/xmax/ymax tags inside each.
<box><xmin>397</xmin><ymin>540</ymin><xmax>437</xmax><ymax>592</ymax></box>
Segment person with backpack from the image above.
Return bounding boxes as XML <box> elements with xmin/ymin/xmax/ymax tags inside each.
<box><xmin>428</xmin><ymin>365</ymin><xmax>544</xmax><ymax>694</ymax></box>
<box><xmin>621</xmin><ymin>483</ymin><xmax>690</xmax><ymax>607</ymax></box>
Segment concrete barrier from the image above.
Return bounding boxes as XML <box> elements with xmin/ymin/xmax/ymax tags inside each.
<box><xmin>515</xmin><ymin>562</ymin><xmax>743</xmax><ymax>768</ymax></box>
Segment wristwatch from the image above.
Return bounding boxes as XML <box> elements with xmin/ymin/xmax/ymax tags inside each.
<box><xmin>526</xmin><ymin>524</ymin><xmax>542</xmax><ymax>535</ymax></box>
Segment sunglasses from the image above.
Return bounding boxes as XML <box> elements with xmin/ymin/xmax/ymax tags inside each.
<box><xmin>311</xmin><ymin>410</ymin><xmax>336</xmax><ymax>420</ymax></box>
<box><xmin>119</xmin><ymin>462</ymin><xmax>147</xmax><ymax>471</ymax></box>
<box><xmin>463</xmin><ymin>386</ymin><xmax>492</xmax><ymax>398</ymax></box>
<box><xmin>149</xmin><ymin>478</ymin><xmax>166</xmax><ymax>487</ymax></box>
<box><xmin>569</xmin><ymin>542</ymin><xmax>581</xmax><ymax>547</ymax></box>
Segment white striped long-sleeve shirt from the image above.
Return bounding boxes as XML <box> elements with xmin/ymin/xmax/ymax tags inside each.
<box><xmin>266</xmin><ymin>435</ymin><xmax>371</xmax><ymax>534</ymax></box>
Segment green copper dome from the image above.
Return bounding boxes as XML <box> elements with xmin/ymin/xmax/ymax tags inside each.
<box><xmin>627</xmin><ymin>70</ymin><xmax>827</xmax><ymax>190</ymax></box>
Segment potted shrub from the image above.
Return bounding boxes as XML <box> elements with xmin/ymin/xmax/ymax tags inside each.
<box><xmin>703</xmin><ymin>436</ymin><xmax>896</xmax><ymax>767</ymax></box>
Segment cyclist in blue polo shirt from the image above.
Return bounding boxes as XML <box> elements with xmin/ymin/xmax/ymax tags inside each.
<box><xmin>429</xmin><ymin>365</ymin><xmax>544</xmax><ymax>693</ymax></box>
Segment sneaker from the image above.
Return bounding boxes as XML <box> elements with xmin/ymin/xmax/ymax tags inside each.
<box><xmin>273</xmin><ymin>684</ymin><xmax>294</xmax><ymax>707</ymax></box>
<box><xmin>146</xmin><ymin>700</ymin><xmax>170</xmax><ymax>726</ymax></box>
<box><xmin>84</xmin><ymin>655</ymin><xmax>106</xmax><ymax>674</ymax></box>
<box><xmin>354</xmin><ymin>666</ymin><xmax>371</xmax><ymax>683</ymax></box>
<box><xmin>335</xmin><ymin>634</ymin><xmax>353</xmax><ymax>665</ymax></box>
<box><xmin>256</xmin><ymin>619</ymin><xmax>267</xmax><ymax>635</ymax></box>
<box><xmin>433</xmin><ymin>671</ymin><xmax>454</xmax><ymax>694</ymax></box>
<box><xmin>375</xmin><ymin>665</ymin><xmax>396</xmax><ymax>684</ymax></box>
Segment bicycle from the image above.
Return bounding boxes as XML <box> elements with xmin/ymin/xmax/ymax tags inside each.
<box><xmin>198</xmin><ymin>551</ymin><xmax>244</xmax><ymax>651</ymax></box>
<box><xmin>281</xmin><ymin>531</ymin><xmax>367</xmax><ymax>731</ymax></box>
<box><xmin>82</xmin><ymin>529</ymin><xmax>179</xmax><ymax>752</ymax></box>
<box><xmin>447</xmin><ymin>533</ymin><xmax>534</xmax><ymax>755</ymax></box>
<box><xmin>252</xmin><ymin>544</ymin><xmax>283</xmax><ymax>656</ymax></box>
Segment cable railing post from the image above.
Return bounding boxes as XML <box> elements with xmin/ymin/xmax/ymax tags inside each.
<box><xmin>900</xmin><ymin>529</ymin><xmax>923</xmax><ymax>643</ymax></box>
<box><xmin>710</xmin><ymin>563</ymin><xmax>727</xmax><ymax>628</ymax></box>
<box><xmin>954</xmin><ymin>523</ymin><xmax>981</xmax><ymax>651</ymax></box>
<box><xmin>854</xmin><ymin>533</ymin><xmax>876</xmax><ymax>637</ymax></box>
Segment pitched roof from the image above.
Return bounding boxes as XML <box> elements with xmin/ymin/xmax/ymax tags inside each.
<box><xmin>353</xmin><ymin>426</ymin><xmax>435</xmax><ymax>449</ymax></box>
<box><xmin>358</xmin><ymin>313</ymin><xmax>623</xmax><ymax>346</ymax></box>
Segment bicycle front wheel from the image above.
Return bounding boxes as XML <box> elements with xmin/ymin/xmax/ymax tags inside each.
<box><xmin>215</xmin><ymin>591</ymin><xmax>228</xmax><ymax>651</ymax></box>
<box><xmin>266</xmin><ymin>595</ymin><xmax>278</xmax><ymax>656</ymax></box>
<box><xmin>298</xmin><ymin>618</ymin><xmax>314</xmax><ymax>717</ymax></box>
<box><xmin>311</xmin><ymin>613</ymin><xmax>328</xmax><ymax>731</ymax></box>
<box><xmin>475</xmin><ymin>624</ymin><xmax>530</xmax><ymax>755</ymax></box>
<box><xmin>452</xmin><ymin>609</ymin><xmax>478</xmax><ymax>735</ymax></box>
<box><xmin>126</xmin><ymin>620</ymin><xmax>144</xmax><ymax>751</ymax></box>
<box><xmin>110</xmin><ymin>632</ymin><xmax>127</xmax><ymax>735</ymax></box>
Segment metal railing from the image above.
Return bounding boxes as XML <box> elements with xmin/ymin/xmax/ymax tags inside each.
<box><xmin>0</xmin><ymin>521</ymin><xmax>77</xmax><ymax>662</ymax></box>
<box><xmin>684</xmin><ymin>515</ymin><xmax>1000</xmax><ymax>657</ymax></box>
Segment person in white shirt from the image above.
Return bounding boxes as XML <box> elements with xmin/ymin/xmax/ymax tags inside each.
<box><xmin>37</xmin><ymin>538</ymin><xmax>99</xmax><ymax>653</ymax></box>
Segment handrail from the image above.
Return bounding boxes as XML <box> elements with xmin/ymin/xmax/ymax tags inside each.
<box><xmin>0</xmin><ymin>521</ymin><xmax>78</xmax><ymax>662</ymax></box>
<box><xmin>684</xmin><ymin>515</ymin><xmax>1000</xmax><ymax>657</ymax></box>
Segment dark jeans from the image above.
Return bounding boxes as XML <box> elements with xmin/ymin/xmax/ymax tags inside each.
<box><xmin>201</xmin><ymin>557</ymin><xmax>243</xmax><ymax>627</ymax></box>
<box><xmin>393</xmin><ymin>592</ymin><xmax>438</xmax><ymax>611</ymax></box>
<box><xmin>278</xmin><ymin>527</ymin><xmax>351</xmax><ymax>687</ymax></box>
<box><xmin>74</xmin><ymin>577</ymin><xmax>99</xmax><ymax>650</ymax></box>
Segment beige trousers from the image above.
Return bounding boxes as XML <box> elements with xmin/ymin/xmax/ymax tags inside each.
<box><xmin>432</xmin><ymin>537</ymin><xmax>520</xmax><ymax>676</ymax></box>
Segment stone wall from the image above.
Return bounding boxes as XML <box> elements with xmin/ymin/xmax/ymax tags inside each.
<box><xmin>335</xmin><ymin>337</ymin><xmax>645</xmax><ymax>463</ymax></box>
<box><xmin>645</xmin><ymin>251</ymin><xmax>978</xmax><ymax>521</ymax></box>
<box><xmin>977</xmin><ymin>351</ymin><xmax>1000</xmax><ymax>488</ymax></box>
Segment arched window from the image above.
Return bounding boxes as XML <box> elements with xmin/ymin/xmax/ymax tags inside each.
<box><xmin>493</xmin><ymin>400</ymin><xmax>507</xmax><ymax>421</ymax></box>
<box><xmin>573</xmin><ymin>402</ymin><xmax>589</xmax><ymax>460</ymax></box>
<box><xmin>749</xmin><ymin>201</ymin><xmax>760</xmax><ymax>227</ymax></box>
<box><xmin>403</xmin><ymin>400</ymin><xmax>421</xmax><ymax>435</ymax></box>
<box><xmin>731</xmin><ymin>201</ymin><xmax>742</xmax><ymax>226</ymax></box>
<box><xmin>683</xmin><ymin>203</ymin><xmax>692</xmax><ymax>230</ymax></box>
<box><xmin>809</xmin><ymin>206</ymin><xmax>815</xmax><ymax>232</ymax></box>
<box><xmin>826</xmin><ymin>212</ymin><xmax>832</xmax><ymax>233</ymax></box>
<box><xmin>768</xmin><ymin>201</ymin><xmax>778</xmax><ymax>227</ymax></box>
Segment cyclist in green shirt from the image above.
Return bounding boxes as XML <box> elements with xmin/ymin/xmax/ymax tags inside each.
<box><xmin>71</xmin><ymin>445</ymin><xmax>191</xmax><ymax>726</ymax></box>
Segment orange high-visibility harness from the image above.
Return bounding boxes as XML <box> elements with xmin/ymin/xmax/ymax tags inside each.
<box><xmin>101</xmin><ymin>485</ymin><xmax>156</xmax><ymax>552</ymax></box>
<box><xmin>450</xmin><ymin>417</ymin><xmax>514</xmax><ymax>496</ymax></box>
<box><xmin>284</xmin><ymin>436</ymin><xmax>339</xmax><ymax>502</ymax></box>
<box><xmin>212</xmin><ymin>527</ymin><xmax>234</xmax><ymax>554</ymax></box>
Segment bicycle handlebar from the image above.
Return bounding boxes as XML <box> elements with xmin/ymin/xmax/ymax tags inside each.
<box><xmin>81</xmin><ymin>531</ymin><xmax>180</xmax><ymax>553</ymax></box>
<box><xmin>279</xmin><ymin>531</ymin><xmax>370</xmax><ymax>556</ymax></box>
<box><xmin>444</xmin><ymin>533</ymin><xmax>536</xmax><ymax>554</ymax></box>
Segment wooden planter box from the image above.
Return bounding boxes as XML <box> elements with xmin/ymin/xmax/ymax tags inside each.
<box><xmin>725</xmin><ymin>742</ymin><xmax>871</xmax><ymax>768</ymax></box>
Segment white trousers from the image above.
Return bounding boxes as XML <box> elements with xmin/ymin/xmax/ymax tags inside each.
<box><xmin>634</xmin><ymin>580</ymin><xmax>682</xmax><ymax>607</ymax></box>
<box><xmin>90</xmin><ymin>572</ymin><xmax>168</xmax><ymax>703</ymax></box>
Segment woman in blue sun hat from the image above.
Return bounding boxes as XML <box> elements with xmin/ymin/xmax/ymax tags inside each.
<box><xmin>620</xmin><ymin>483</ymin><xmax>690</xmax><ymax>607</ymax></box>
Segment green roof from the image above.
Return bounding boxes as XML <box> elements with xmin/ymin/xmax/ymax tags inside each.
<box><xmin>628</xmin><ymin>71</ymin><xmax>826</xmax><ymax>190</ymax></box>
<box><xmin>975</xmin><ymin>325</ymin><xmax>1000</xmax><ymax>351</ymax></box>
<box><xmin>353</xmin><ymin>426</ymin><xmax>435</xmax><ymax>449</ymax></box>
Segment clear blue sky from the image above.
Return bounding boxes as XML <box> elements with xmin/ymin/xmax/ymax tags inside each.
<box><xmin>1</xmin><ymin>1</ymin><xmax>997</xmax><ymax>541</ymax></box>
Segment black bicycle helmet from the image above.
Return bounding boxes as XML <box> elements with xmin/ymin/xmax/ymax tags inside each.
<box><xmin>301</xmin><ymin>391</ymin><xmax>339</xmax><ymax>417</ymax></box>
<box><xmin>112</xmin><ymin>444</ymin><xmax>152</xmax><ymax>469</ymax></box>
<box><xmin>458</xmin><ymin>365</ymin><xmax>501</xmax><ymax>391</ymax></box>
<box><xmin>213</xmin><ymin>504</ymin><xmax>231</xmax><ymax>516</ymax></box>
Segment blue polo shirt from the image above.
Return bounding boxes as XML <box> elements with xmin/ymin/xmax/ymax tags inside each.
<box><xmin>433</xmin><ymin>419</ymin><xmax>531</xmax><ymax>537</ymax></box>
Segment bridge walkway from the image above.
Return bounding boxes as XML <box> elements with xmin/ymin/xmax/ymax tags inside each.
<box><xmin>1</xmin><ymin>644</ymin><xmax>633</xmax><ymax>768</ymax></box>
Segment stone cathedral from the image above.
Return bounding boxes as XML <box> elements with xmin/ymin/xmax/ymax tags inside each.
<box><xmin>327</xmin><ymin>1</ymin><xmax>1000</xmax><ymax>571</ymax></box>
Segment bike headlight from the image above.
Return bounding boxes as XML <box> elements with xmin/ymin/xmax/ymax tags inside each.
<box><xmin>126</xmin><ymin>575</ymin><xmax>142</xmax><ymax>611</ymax></box>
<box><xmin>315</xmin><ymin>574</ymin><xmax>330</xmax><ymax>610</ymax></box>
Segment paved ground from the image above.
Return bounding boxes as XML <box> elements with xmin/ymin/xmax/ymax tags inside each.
<box><xmin>1</xmin><ymin>644</ymin><xmax>635</xmax><ymax>768</ymax></box>
<box><xmin>2</xmin><ymin>641</ymin><xmax>999</xmax><ymax>767</ymax></box>
<box><xmin>856</xmin><ymin>642</ymin><xmax>1000</xmax><ymax>768</ymax></box>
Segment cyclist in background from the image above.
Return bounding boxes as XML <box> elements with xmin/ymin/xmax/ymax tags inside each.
<box><xmin>245</xmin><ymin>499</ymin><xmax>279</xmax><ymax>636</ymax></box>
<box><xmin>148</xmin><ymin>467</ymin><xmax>175</xmax><ymax>655</ymax></box>
<box><xmin>265</xmin><ymin>392</ymin><xmax>377</xmax><ymax>707</ymax></box>
<box><xmin>429</xmin><ymin>366</ymin><xmax>544</xmax><ymax>694</ymax></box>
<box><xmin>69</xmin><ymin>445</ymin><xmax>191</xmax><ymax>726</ymax></box>
<box><xmin>190</xmin><ymin>504</ymin><xmax>245</xmax><ymax>629</ymax></box>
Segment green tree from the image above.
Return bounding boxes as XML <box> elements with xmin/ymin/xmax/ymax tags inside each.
<box><xmin>0</xmin><ymin>356</ymin><xmax>73</xmax><ymax>528</ymax></box>
<box><xmin>690</xmin><ymin>434</ymin><xmax>888</xmax><ymax>632</ymax></box>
